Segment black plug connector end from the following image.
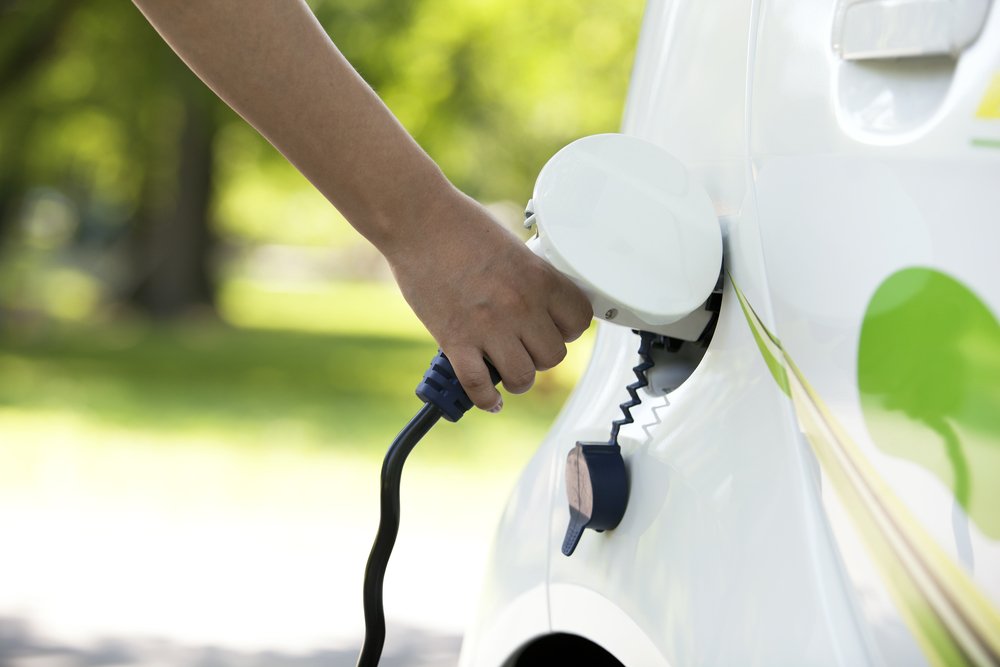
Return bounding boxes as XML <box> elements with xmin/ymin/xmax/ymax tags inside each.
<box><xmin>415</xmin><ymin>350</ymin><xmax>501</xmax><ymax>422</ymax></box>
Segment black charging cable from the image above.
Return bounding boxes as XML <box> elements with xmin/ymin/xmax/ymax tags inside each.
<box><xmin>357</xmin><ymin>351</ymin><xmax>499</xmax><ymax>667</ymax></box>
<box><xmin>356</xmin><ymin>402</ymin><xmax>441</xmax><ymax>666</ymax></box>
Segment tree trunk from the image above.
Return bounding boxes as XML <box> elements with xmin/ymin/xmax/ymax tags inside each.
<box><xmin>0</xmin><ymin>0</ymin><xmax>80</xmax><ymax>92</ymax></box>
<box><xmin>129</xmin><ymin>89</ymin><xmax>218</xmax><ymax>319</ymax></box>
<box><xmin>0</xmin><ymin>166</ymin><xmax>25</xmax><ymax>247</ymax></box>
<box><xmin>0</xmin><ymin>0</ymin><xmax>80</xmax><ymax>246</ymax></box>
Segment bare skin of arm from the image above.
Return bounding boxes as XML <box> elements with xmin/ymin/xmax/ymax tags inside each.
<box><xmin>131</xmin><ymin>0</ymin><xmax>592</xmax><ymax>411</ymax></box>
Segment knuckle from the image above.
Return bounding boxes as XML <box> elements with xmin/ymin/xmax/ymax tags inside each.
<box><xmin>498</xmin><ymin>290</ymin><xmax>527</xmax><ymax>313</ymax></box>
<box><xmin>504</xmin><ymin>367</ymin><xmax>536</xmax><ymax>394</ymax></box>
<box><xmin>459</xmin><ymin>369</ymin><xmax>491</xmax><ymax>392</ymax></box>
<box><xmin>461</xmin><ymin>375</ymin><xmax>497</xmax><ymax>409</ymax></box>
<box><xmin>559</xmin><ymin>319</ymin><xmax>588</xmax><ymax>343</ymax></box>
<box><xmin>554</xmin><ymin>321</ymin><xmax>574</xmax><ymax>339</ymax></box>
<box><xmin>538</xmin><ymin>344</ymin><xmax>567</xmax><ymax>370</ymax></box>
<box><xmin>553</xmin><ymin>299</ymin><xmax>593</xmax><ymax>341</ymax></box>
<box><xmin>570</xmin><ymin>312</ymin><xmax>592</xmax><ymax>337</ymax></box>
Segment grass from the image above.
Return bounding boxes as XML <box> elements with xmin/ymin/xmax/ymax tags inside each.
<box><xmin>0</xmin><ymin>276</ymin><xmax>595</xmax><ymax>524</ymax></box>
<box><xmin>0</xmin><ymin>309</ymin><xmax>590</xmax><ymax>468</ymax></box>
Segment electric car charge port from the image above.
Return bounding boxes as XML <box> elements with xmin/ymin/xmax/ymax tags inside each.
<box><xmin>644</xmin><ymin>278</ymin><xmax>722</xmax><ymax>397</ymax></box>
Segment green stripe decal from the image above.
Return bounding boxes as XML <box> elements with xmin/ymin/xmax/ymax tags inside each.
<box><xmin>732</xmin><ymin>284</ymin><xmax>790</xmax><ymax>396</ymax></box>
<box><xmin>731</xmin><ymin>276</ymin><xmax>1000</xmax><ymax>667</ymax></box>
<box><xmin>971</xmin><ymin>138</ymin><xmax>1000</xmax><ymax>150</ymax></box>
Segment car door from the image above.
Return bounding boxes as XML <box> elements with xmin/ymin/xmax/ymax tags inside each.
<box><xmin>749</xmin><ymin>1</ymin><xmax>1000</xmax><ymax>664</ymax></box>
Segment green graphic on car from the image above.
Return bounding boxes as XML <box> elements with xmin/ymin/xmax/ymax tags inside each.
<box><xmin>859</xmin><ymin>267</ymin><xmax>1000</xmax><ymax>539</ymax></box>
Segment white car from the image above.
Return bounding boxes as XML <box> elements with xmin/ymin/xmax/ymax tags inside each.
<box><xmin>460</xmin><ymin>1</ymin><xmax>1000</xmax><ymax>665</ymax></box>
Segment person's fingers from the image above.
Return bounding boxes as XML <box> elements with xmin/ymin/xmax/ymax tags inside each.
<box><xmin>547</xmin><ymin>274</ymin><xmax>593</xmax><ymax>342</ymax></box>
<box><xmin>520</xmin><ymin>320</ymin><xmax>567</xmax><ymax>371</ymax></box>
<box><xmin>447</xmin><ymin>346</ymin><xmax>502</xmax><ymax>412</ymax></box>
<box><xmin>486</xmin><ymin>341</ymin><xmax>536</xmax><ymax>395</ymax></box>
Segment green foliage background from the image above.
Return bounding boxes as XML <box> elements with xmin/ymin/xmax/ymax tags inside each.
<box><xmin>0</xmin><ymin>0</ymin><xmax>644</xmax><ymax>459</ymax></box>
<box><xmin>1</xmin><ymin>0</ymin><xmax>644</xmax><ymax>253</ymax></box>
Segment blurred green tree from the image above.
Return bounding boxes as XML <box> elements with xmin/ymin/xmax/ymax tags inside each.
<box><xmin>0</xmin><ymin>0</ymin><xmax>223</xmax><ymax>317</ymax></box>
<box><xmin>0</xmin><ymin>0</ymin><xmax>643</xmax><ymax>320</ymax></box>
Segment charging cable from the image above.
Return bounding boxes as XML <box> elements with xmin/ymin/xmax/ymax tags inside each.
<box><xmin>357</xmin><ymin>351</ymin><xmax>499</xmax><ymax>667</ymax></box>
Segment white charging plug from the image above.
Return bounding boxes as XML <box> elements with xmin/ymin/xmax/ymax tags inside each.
<box><xmin>524</xmin><ymin>133</ymin><xmax>722</xmax><ymax>341</ymax></box>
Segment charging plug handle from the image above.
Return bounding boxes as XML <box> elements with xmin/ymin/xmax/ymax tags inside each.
<box><xmin>416</xmin><ymin>350</ymin><xmax>501</xmax><ymax>421</ymax></box>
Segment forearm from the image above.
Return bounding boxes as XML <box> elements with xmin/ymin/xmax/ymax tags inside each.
<box><xmin>132</xmin><ymin>0</ymin><xmax>456</xmax><ymax>257</ymax></box>
<box><xmin>132</xmin><ymin>0</ymin><xmax>594</xmax><ymax>411</ymax></box>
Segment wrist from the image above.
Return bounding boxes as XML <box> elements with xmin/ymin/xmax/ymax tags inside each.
<box><xmin>376</xmin><ymin>177</ymin><xmax>481</xmax><ymax>268</ymax></box>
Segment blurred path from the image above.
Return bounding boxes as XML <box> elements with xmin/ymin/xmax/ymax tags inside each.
<box><xmin>0</xmin><ymin>418</ymin><xmax>531</xmax><ymax>667</ymax></box>
<box><xmin>0</xmin><ymin>616</ymin><xmax>460</xmax><ymax>667</ymax></box>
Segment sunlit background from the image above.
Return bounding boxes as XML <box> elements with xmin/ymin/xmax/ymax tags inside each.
<box><xmin>0</xmin><ymin>1</ymin><xmax>643</xmax><ymax>665</ymax></box>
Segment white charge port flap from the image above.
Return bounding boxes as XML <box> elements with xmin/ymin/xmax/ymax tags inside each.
<box><xmin>528</xmin><ymin>133</ymin><xmax>722</xmax><ymax>337</ymax></box>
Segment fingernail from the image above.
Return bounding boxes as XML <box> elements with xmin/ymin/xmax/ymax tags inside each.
<box><xmin>488</xmin><ymin>398</ymin><xmax>504</xmax><ymax>414</ymax></box>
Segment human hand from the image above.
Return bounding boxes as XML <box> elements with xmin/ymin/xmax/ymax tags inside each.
<box><xmin>387</xmin><ymin>191</ymin><xmax>592</xmax><ymax>412</ymax></box>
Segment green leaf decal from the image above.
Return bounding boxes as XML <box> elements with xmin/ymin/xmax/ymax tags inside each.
<box><xmin>859</xmin><ymin>268</ymin><xmax>1000</xmax><ymax>538</ymax></box>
